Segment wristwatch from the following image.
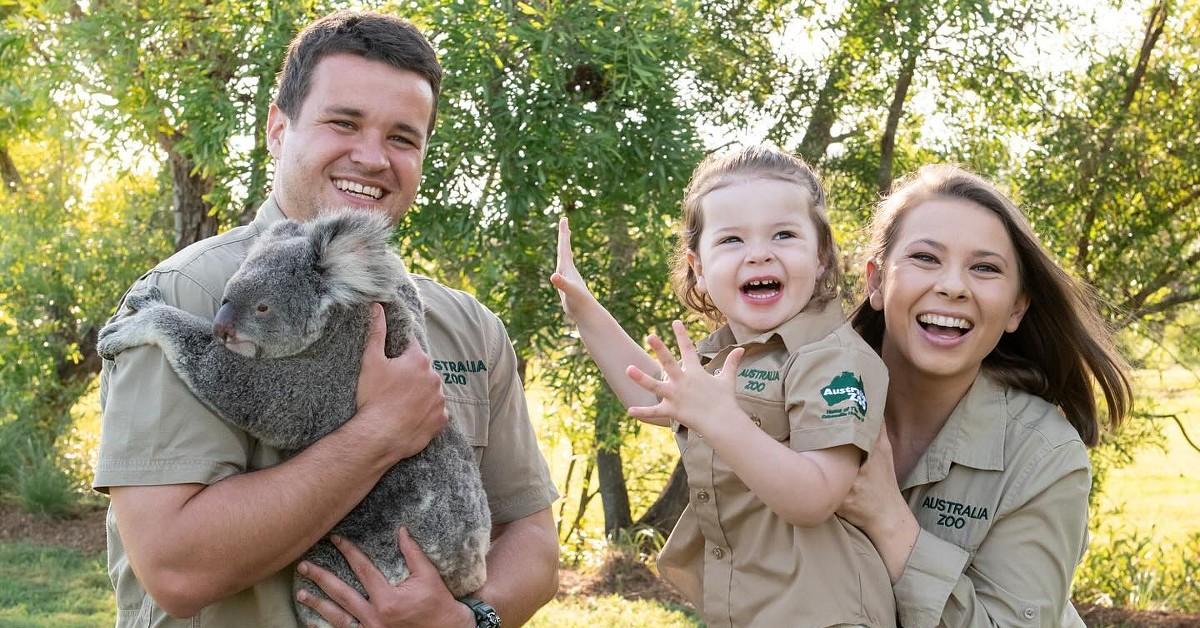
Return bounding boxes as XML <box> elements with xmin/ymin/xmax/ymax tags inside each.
<box><xmin>459</xmin><ymin>596</ymin><xmax>501</xmax><ymax>628</ymax></box>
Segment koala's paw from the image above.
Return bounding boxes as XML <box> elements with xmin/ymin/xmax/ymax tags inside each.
<box><xmin>124</xmin><ymin>285</ymin><xmax>165</xmax><ymax>312</ymax></box>
<box><xmin>97</xmin><ymin>289</ymin><xmax>167</xmax><ymax>360</ymax></box>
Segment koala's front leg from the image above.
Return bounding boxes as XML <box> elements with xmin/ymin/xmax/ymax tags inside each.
<box><xmin>97</xmin><ymin>286</ymin><xmax>218</xmax><ymax>381</ymax></box>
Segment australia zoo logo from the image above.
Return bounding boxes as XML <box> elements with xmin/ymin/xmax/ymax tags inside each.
<box><xmin>820</xmin><ymin>372</ymin><xmax>867</xmax><ymax>421</ymax></box>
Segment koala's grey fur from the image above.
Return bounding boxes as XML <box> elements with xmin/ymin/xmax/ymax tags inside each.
<box><xmin>98</xmin><ymin>209</ymin><xmax>490</xmax><ymax>626</ymax></box>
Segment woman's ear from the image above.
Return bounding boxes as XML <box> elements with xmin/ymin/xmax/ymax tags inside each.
<box><xmin>1006</xmin><ymin>291</ymin><xmax>1030</xmax><ymax>333</ymax></box>
<box><xmin>866</xmin><ymin>260</ymin><xmax>884</xmax><ymax>311</ymax></box>
<box><xmin>686</xmin><ymin>249</ymin><xmax>705</xmax><ymax>294</ymax></box>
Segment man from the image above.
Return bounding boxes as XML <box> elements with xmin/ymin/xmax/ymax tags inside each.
<box><xmin>94</xmin><ymin>11</ymin><xmax>559</xmax><ymax>627</ymax></box>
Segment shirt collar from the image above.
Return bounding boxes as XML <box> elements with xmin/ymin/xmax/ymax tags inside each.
<box><xmin>902</xmin><ymin>372</ymin><xmax>1008</xmax><ymax>489</ymax></box>
<box><xmin>251</xmin><ymin>194</ymin><xmax>287</xmax><ymax>234</ymax></box>
<box><xmin>696</xmin><ymin>299</ymin><xmax>846</xmax><ymax>359</ymax></box>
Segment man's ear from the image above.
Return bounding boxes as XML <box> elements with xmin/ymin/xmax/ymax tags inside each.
<box><xmin>1006</xmin><ymin>291</ymin><xmax>1030</xmax><ymax>333</ymax></box>
<box><xmin>685</xmin><ymin>249</ymin><xmax>705</xmax><ymax>293</ymax></box>
<box><xmin>266</xmin><ymin>103</ymin><xmax>288</xmax><ymax>159</ymax></box>
<box><xmin>866</xmin><ymin>259</ymin><xmax>884</xmax><ymax>311</ymax></box>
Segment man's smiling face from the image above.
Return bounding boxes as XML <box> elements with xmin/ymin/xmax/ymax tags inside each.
<box><xmin>266</xmin><ymin>53</ymin><xmax>435</xmax><ymax>224</ymax></box>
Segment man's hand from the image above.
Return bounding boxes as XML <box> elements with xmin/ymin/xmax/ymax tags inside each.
<box><xmin>353</xmin><ymin>303</ymin><xmax>448</xmax><ymax>461</ymax></box>
<box><xmin>625</xmin><ymin>320</ymin><xmax>746</xmax><ymax>435</ymax></box>
<box><xmin>297</xmin><ymin>527</ymin><xmax>475</xmax><ymax>628</ymax></box>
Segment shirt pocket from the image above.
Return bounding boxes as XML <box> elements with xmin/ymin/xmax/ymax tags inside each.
<box><xmin>447</xmin><ymin>395</ymin><xmax>489</xmax><ymax>447</ymax></box>
<box><xmin>737</xmin><ymin>395</ymin><xmax>790</xmax><ymax>442</ymax></box>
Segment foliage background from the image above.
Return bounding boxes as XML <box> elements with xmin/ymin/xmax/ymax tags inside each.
<box><xmin>1</xmin><ymin>0</ymin><xmax>1198</xmax><ymax>614</ymax></box>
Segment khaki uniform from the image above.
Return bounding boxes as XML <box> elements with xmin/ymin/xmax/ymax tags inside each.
<box><xmin>93</xmin><ymin>198</ymin><xmax>558</xmax><ymax>628</ymax></box>
<box><xmin>892</xmin><ymin>373</ymin><xmax>1091</xmax><ymax>628</ymax></box>
<box><xmin>657</xmin><ymin>302</ymin><xmax>896</xmax><ymax>628</ymax></box>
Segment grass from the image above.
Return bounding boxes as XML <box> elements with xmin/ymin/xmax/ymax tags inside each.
<box><xmin>1095</xmin><ymin>367</ymin><xmax>1200</xmax><ymax>547</ymax></box>
<box><xmin>0</xmin><ymin>543</ymin><xmax>114</xmax><ymax>627</ymax></box>
<box><xmin>529</xmin><ymin>595</ymin><xmax>699</xmax><ymax>627</ymax></box>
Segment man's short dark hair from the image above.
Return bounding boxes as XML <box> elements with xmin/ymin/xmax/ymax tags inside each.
<box><xmin>275</xmin><ymin>10</ymin><xmax>442</xmax><ymax>135</ymax></box>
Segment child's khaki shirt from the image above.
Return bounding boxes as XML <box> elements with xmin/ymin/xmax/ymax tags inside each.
<box><xmin>657</xmin><ymin>301</ymin><xmax>896</xmax><ymax>628</ymax></box>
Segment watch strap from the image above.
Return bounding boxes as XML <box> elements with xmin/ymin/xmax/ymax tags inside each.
<box><xmin>459</xmin><ymin>596</ymin><xmax>501</xmax><ymax>628</ymax></box>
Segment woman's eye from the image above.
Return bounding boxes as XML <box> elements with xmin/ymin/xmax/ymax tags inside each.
<box><xmin>332</xmin><ymin>120</ymin><xmax>354</xmax><ymax>130</ymax></box>
<box><xmin>973</xmin><ymin>263</ymin><xmax>1000</xmax><ymax>274</ymax></box>
<box><xmin>911</xmin><ymin>252</ymin><xmax>937</xmax><ymax>263</ymax></box>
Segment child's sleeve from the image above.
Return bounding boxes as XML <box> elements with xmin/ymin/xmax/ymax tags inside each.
<box><xmin>782</xmin><ymin>344</ymin><xmax>888</xmax><ymax>456</ymax></box>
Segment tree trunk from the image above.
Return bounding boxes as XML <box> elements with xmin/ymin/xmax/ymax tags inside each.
<box><xmin>596</xmin><ymin>445</ymin><xmax>632</xmax><ymax>538</ymax></box>
<box><xmin>877</xmin><ymin>50</ymin><xmax>918</xmax><ymax>196</ymax></box>
<box><xmin>1074</xmin><ymin>0</ymin><xmax>1167</xmax><ymax>276</ymax></box>
<box><xmin>0</xmin><ymin>146</ymin><xmax>21</xmax><ymax>191</ymax></box>
<box><xmin>796</xmin><ymin>53</ymin><xmax>848</xmax><ymax>165</ymax></box>
<box><xmin>635</xmin><ymin>459</ymin><xmax>689</xmax><ymax>537</ymax></box>
<box><xmin>163</xmin><ymin>138</ymin><xmax>218</xmax><ymax>250</ymax></box>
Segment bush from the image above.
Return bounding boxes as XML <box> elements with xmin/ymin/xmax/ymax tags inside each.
<box><xmin>1074</xmin><ymin>526</ymin><xmax>1200</xmax><ymax>612</ymax></box>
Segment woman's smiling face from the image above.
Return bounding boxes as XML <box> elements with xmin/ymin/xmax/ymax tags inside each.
<box><xmin>868</xmin><ymin>197</ymin><xmax>1029</xmax><ymax>384</ymax></box>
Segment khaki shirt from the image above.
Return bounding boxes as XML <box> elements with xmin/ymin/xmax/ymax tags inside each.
<box><xmin>93</xmin><ymin>198</ymin><xmax>558</xmax><ymax>628</ymax></box>
<box><xmin>892</xmin><ymin>373</ymin><xmax>1091</xmax><ymax>628</ymax></box>
<box><xmin>657</xmin><ymin>302</ymin><xmax>896</xmax><ymax>628</ymax></box>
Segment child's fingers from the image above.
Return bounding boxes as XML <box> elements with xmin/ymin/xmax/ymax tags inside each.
<box><xmin>556</xmin><ymin>217</ymin><xmax>575</xmax><ymax>271</ymax></box>
<box><xmin>628</xmin><ymin>403</ymin><xmax>669</xmax><ymax>421</ymax></box>
<box><xmin>720</xmin><ymin>347</ymin><xmax>746</xmax><ymax>379</ymax></box>
<box><xmin>645</xmin><ymin>334</ymin><xmax>683</xmax><ymax>377</ymax></box>
<box><xmin>626</xmin><ymin>364</ymin><xmax>666</xmax><ymax>396</ymax></box>
<box><xmin>670</xmin><ymin>320</ymin><xmax>701</xmax><ymax>365</ymax></box>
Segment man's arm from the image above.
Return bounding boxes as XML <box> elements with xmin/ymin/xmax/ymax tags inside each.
<box><xmin>475</xmin><ymin>508</ymin><xmax>559</xmax><ymax>625</ymax></box>
<box><xmin>110</xmin><ymin>305</ymin><xmax>448</xmax><ymax>617</ymax></box>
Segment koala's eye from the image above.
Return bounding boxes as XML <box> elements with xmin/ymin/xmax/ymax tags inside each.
<box><xmin>255</xmin><ymin>304</ymin><xmax>270</xmax><ymax>313</ymax></box>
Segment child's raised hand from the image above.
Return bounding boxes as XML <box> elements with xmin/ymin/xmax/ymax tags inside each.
<box><xmin>626</xmin><ymin>320</ymin><xmax>745</xmax><ymax>433</ymax></box>
<box><xmin>549</xmin><ymin>217</ymin><xmax>598</xmax><ymax>322</ymax></box>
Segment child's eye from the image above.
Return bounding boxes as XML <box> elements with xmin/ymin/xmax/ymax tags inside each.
<box><xmin>718</xmin><ymin>236</ymin><xmax>742</xmax><ymax>245</ymax></box>
<box><xmin>773</xmin><ymin>231</ymin><xmax>797</xmax><ymax>240</ymax></box>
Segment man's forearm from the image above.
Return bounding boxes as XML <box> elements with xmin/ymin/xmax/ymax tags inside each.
<box><xmin>113</xmin><ymin>418</ymin><xmax>396</xmax><ymax>617</ymax></box>
<box><xmin>475</xmin><ymin>509</ymin><xmax>559</xmax><ymax>626</ymax></box>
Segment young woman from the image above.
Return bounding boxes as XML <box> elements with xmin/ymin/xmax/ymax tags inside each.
<box><xmin>840</xmin><ymin>164</ymin><xmax>1131</xmax><ymax>627</ymax></box>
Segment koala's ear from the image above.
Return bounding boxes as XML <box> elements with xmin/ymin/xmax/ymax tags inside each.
<box><xmin>308</xmin><ymin>209</ymin><xmax>406</xmax><ymax>307</ymax></box>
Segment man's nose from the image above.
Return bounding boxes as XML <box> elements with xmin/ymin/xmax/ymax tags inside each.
<box><xmin>350</xmin><ymin>136</ymin><xmax>390</xmax><ymax>171</ymax></box>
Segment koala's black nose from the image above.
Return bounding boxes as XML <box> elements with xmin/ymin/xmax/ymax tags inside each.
<box><xmin>213</xmin><ymin>303</ymin><xmax>237</xmax><ymax>342</ymax></box>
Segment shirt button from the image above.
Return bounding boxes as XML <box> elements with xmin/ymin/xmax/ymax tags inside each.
<box><xmin>750</xmin><ymin>414</ymin><xmax>761</xmax><ymax>427</ymax></box>
<box><xmin>696</xmin><ymin>490</ymin><xmax>710</xmax><ymax>503</ymax></box>
<box><xmin>711</xmin><ymin>546</ymin><xmax>725</xmax><ymax>559</ymax></box>
<box><xmin>1023</xmin><ymin>608</ymin><xmax>1035</xmax><ymax>620</ymax></box>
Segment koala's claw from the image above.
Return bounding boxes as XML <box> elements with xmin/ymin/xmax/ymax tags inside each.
<box><xmin>124</xmin><ymin>285</ymin><xmax>165</xmax><ymax>312</ymax></box>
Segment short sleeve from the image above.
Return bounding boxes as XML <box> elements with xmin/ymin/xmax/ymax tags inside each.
<box><xmin>473</xmin><ymin>311</ymin><xmax>559</xmax><ymax>524</ymax></box>
<box><xmin>94</xmin><ymin>271</ymin><xmax>263</xmax><ymax>491</ymax></box>
<box><xmin>782</xmin><ymin>345</ymin><xmax>888</xmax><ymax>455</ymax></box>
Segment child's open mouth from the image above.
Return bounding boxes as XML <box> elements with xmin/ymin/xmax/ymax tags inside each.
<box><xmin>741</xmin><ymin>279</ymin><xmax>782</xmax><ymax>301</ymax></box>
<box><xmin>917</xmin><ymin>313</ymin><xmax>973</xmax><ymax>339</ymax></box>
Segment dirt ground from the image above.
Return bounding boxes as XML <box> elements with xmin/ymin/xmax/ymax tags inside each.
<box><xmin>2</xmin><ymin>504</ymin><xmax>1197</xmax><ymax>627</ymax></box>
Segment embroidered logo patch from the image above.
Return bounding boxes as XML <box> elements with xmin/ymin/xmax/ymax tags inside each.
<box><xmin>820</xmin><ymin>371</ymin><xmax>867</xmax><ymax>421</ymax></box>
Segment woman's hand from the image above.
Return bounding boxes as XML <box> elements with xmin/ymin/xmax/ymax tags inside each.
<box><xmin>625</xmin><ymin>320</ymin><xmax>745</xmax><ymax>435</ymax></box>
<box><xmin>837</xmin><ymin>428</ymin><xmax>919</xmax><ymax>582</ymax></box>
<box><xmin>549</xmin><ymin>217</ymin><xmax>599</xmax><ymax>323</ymax></box>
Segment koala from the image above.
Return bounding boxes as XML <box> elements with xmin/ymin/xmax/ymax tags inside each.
<box><xmin>97</xmin><ymin>209</ymin><xmax>490</xmax><ymax>627</ymax></box>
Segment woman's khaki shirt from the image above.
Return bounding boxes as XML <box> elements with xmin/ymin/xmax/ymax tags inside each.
<box><xmin>657</xmin><ymin>302</ymin><xmax>896</xmax><ymax>628</ymax></box>
<box><xmin>892</xmin><ymin>373</ymin><xmax>1091</xmax><ymax>628</ymax></box>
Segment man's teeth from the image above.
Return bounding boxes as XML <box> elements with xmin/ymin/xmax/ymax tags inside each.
<box><xmin>334</xmin><ymin>179</ymin><xmax>383</xmax><ymax>200</ymax></box>
<box><xmin>917</xmin><ymin>313</ymin><xmax>973</xmax><ymax>330</ymax></box>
